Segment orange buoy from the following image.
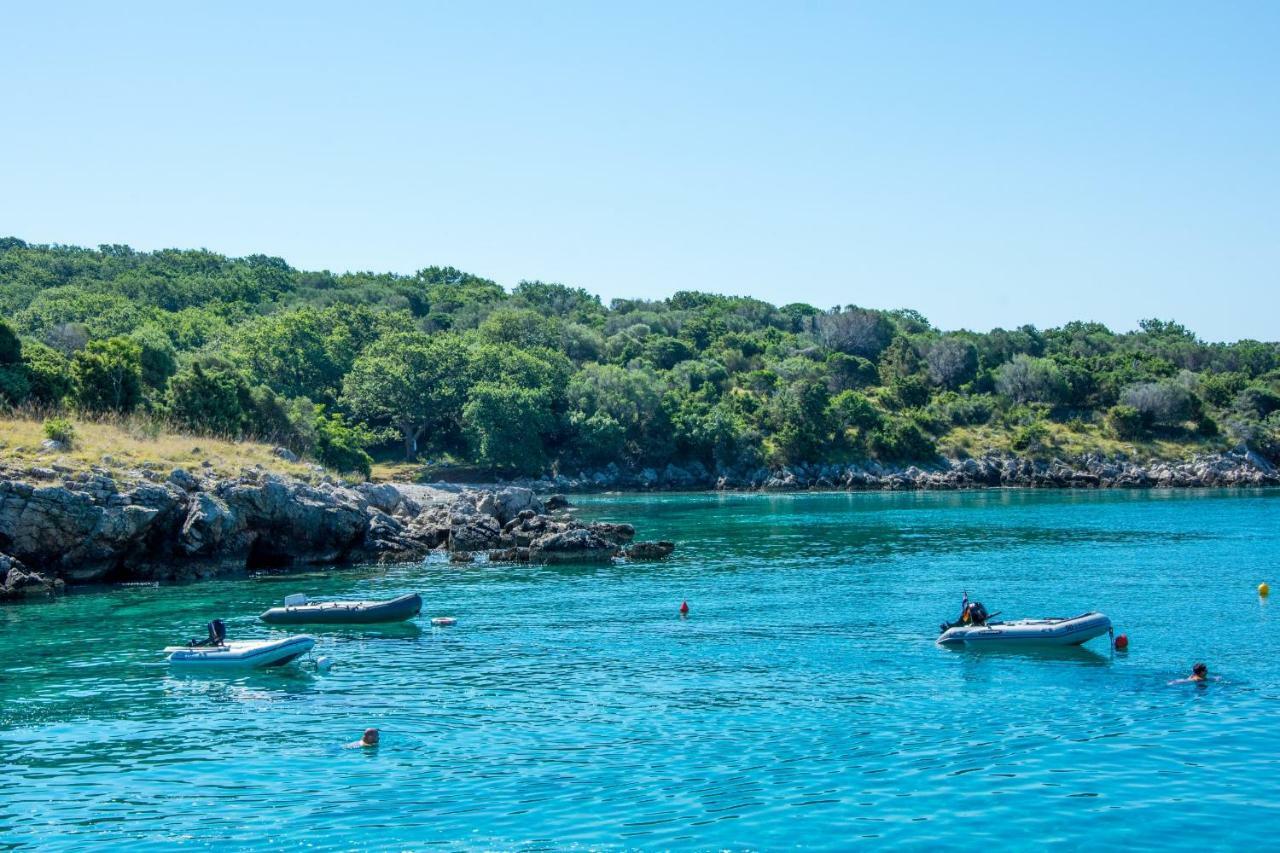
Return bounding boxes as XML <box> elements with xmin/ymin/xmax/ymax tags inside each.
<box><xmin>1114</xmin><ymin>633</ymin><xmax>1129</xmax><ymax>651</ymax></box>
<box><xmin>1259</xmin><ymin>582</ymin><xmax>1270</xmax><ymax>598</ymax></box>
<box><xmin>679</xmin><ymin>601</ymin><xmax>689</xmax><ymax>616</ymax></box>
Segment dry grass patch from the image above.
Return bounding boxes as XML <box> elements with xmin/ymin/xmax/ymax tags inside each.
<box><xmin>0</xmin><ymin>414</ymin><xmax>317</xmax><ymax>481</ymax></box>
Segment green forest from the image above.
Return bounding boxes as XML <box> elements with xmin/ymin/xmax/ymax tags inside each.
<box><xmin>2</xmin><ymin>237</ymin><xmax>1279</xmax><ymax>479</ymax></box>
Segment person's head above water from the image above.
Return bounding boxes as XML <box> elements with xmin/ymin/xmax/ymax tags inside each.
<box><xmin>1192</xmin><ymin>663</ymin><xmax>1208</xmax><ymax>679</ymax></box>
<box><xmin>362</xmin><ymin>728</ymin><xmax>380</xmax><ymax>746</ymax></box>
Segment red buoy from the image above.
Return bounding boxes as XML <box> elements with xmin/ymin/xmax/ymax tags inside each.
<box><xmin>679</xmin><ymin>601</ymin><xmax>689</xmax><ymax>616</ymax></box>
<box><xmin>1114</xmin><ymin>633</ymin><xmax>1129</xmax><ymax>651</ymax></box>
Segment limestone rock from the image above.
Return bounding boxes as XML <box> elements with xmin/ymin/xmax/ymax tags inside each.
<box><xmin>529</xmin><ymin>528</ymin><xmax>617</xmax><ymax>564</ymax></box>
<box><xmin>450</xmin><ymin>515</ymin><xmax>503</xmax><ymax>552</ymax></box>
<box><xmin>587</xmin><ymin>522</ymin><xmax>636</xmax><ymax>545</ymax></box>
<box><xmin>625</xmin><ymin>540</ymin><xmax>675</xmax><ymax>560</ymax></box>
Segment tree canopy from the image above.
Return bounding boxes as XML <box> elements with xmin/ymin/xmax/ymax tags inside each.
<box><xmin>2</xmin><ymin>238</ymin><xmax>1278</xmax><ymax>475</ymax></box>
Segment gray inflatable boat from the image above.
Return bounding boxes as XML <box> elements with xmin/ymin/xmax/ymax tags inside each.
<box><xmin>260</xmin><ymin>592</ymin><xmax>422</xmax><ymax>625</ymax></box>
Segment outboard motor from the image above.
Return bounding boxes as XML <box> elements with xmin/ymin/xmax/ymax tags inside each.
<box><xmin>208</xmin><ymin>619</ymin><xmax>227</xmax><ymax>645</ymax></box>
<box><xmin>967</xmin><ymin>601</ymin><xmax>989</xmax><ymax>626</ymax></box>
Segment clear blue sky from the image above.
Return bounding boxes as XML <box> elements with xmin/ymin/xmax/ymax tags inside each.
<box><xmin>3</xmin><ymin>2</ymin><xmax>1277</xmax><ymax>341</ymax></box>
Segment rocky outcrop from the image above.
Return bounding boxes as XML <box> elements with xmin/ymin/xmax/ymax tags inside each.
<box><xmin>625</xmin><ymin>540</ymin><xmax>675</xmax><ymax>560</ymax></box>
<box><xmin>1</xmin><ymin>553</ymin><xmax>64</xmax><ymax>600</ymax></box>
<box><xmin>0</xmin><ymin>473</ymin><xmax>672</xmax><ymax>596</ymax></box>
<box><xmin>528</xmin><ymin>528</ymin><xmax>617</xmax><ymax>564</ymax></box>
<box><xmin>587</xmin><ymin>522</ymin><xmax>635</xmax><ymax>545</ymax></box>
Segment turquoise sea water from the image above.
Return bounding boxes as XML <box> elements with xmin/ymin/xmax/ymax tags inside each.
<box><xmin>2</xmin><ymin>488</ymin><xmax>1279</xmax><ymax>850</ymax></box>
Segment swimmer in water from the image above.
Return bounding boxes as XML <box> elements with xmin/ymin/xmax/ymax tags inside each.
<box><xmin>1170</xmin><ymin>663</ymin><xmax>1211</xmax><ymax>685</ymax></box>
<box><xmin>345</xmin><ymin>728</ymin><xmax>380</xmax><ymax>749</ymax></box>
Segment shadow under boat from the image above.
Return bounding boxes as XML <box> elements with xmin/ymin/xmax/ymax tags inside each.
<box><xmin>939</xmin><ymin>642</ymin><xmax>1113</xmax><ymax>666</ymax></box>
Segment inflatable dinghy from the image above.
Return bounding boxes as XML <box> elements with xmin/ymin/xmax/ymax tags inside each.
<box><xmin>165</xmin><ymin>635</ymin><xmax>315</xmax><ymax>668</ymax></box>
<box><xmin>938</xmin><ymin>612</ymin><xmax>1111</xmax><ymax>648</ymax></box>
<box><xmin>259</xmin><ymin>592</ymin><xmax>422</xmax><ymax>625</ymax></box>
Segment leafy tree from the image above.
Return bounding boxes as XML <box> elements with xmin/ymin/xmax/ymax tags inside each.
<box><xmin>21</xmin><ymin>341</ymin><xmax>73</xmax><ymax>406</ymax></box>
<box><xmin>71</xmin><ymin>337</ymin><xmax>143</xmax><ymax>413</ymax></box>
<box><xmin>769</xmin><ymin>380</ymin><xmax>832</xmax><ymax>464</ymax></box>
<box><xmin>0</xmin><ymin>320</ymin><xmax>21</xmax><ymax>364</ymax></box>
<box><xmin>343</xmin><ymin>332</ymin><xmax>470</xmax><ymax>459</ymax></box>
<box><xmin>567</xmin><ymin>363</ymin><xmax>669</xmax><ymax>464</ymax></box>
<box><xmin>462</xmin><ymin>383</ymin><xmax>553</xmax><ymax>473</ymax></box>
<box><xmin>830</xmin><ymin>390</ymin><xmax>882</xmax><ymax>432</ymax></box>
<box><xmin>826</xmin><ymin>353</ymin><xmax>878</xmax><ymax>391</ymax></box>
<box><xmin>889</xmin><ymin>376</ymin><xmax>931</xmax><ymax>409</ymax></box>
<box><xmin>167</xmin><ymin>363</ymin><xmax>254</xmax><ymax>436</ymax></box>
<box><xmin>0</xmin><ymin>320</ymin><xmax>29</xmax><ymax>405</ymax></box>
<box><xmin>478</xmin><ymin>307</ymin><xmax>566</xmax><ymax>351</ymax></box>
<box><xmin>1235</xmin><ymin>386</ymin><xmax>1280</xmax><ymax>419</ymax></box>
<box><xmin>1119</xmin><ymin>381</ymin><xmax>1198</xmax><ymax>428</ymax></box>
<box><xmin>878</xmin><ymin>336</ymin><xmax>922</xmax><ymax>384</ymax></box>
<box><xmin>1107</xmin><ymin>404</ymin><xmax>1145</xmax><ymax>439</ymax></box>
<box><xmin>814</xmin><ymin>308</ymin><xmax>894</xmax><ymax>359</ymax></box>
<box><xmin>645</xmin><ymin>336</ymin><xmax>695</xmax><ymax>370</ymax></box>
<box><xmin>569</xmin><ymin>410</ymin><xmax>627</xmax><ymax>466</ymax></box>
<box><xmin>995</xmin><ymin>355</ymin><xmax>1067</xmax><ymax>405</ymax></box>
<box><xmin>925</xmin><ymin>337</ymin><xmax>978</xmax><ymax>389</ymax></box>
<box><xmin>130</xmin><ymin>324</ymin><xmax>178</xmax><ymax>392</ymax></box>
<box><xmin>512</xmin><ymin>280</ymin><xmax>604</xmax><ymax>324</ymax></box>
<box><xmin>869</xmin><ymin>418</ymin><xmax>936</xmax><ymax>461</ymax></box>
<box><xmin>313</xmin><ymin>410</ymin><xmax>375</xmax><ymax>478</ymax></box>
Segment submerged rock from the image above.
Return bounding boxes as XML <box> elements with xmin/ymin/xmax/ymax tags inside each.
<box><xmin>625</xmin><ymin>541</ymin><xmax>675</xmax><ymax>560</ymax></box>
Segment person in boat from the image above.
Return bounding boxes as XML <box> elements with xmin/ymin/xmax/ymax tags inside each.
<box><xmin>346</xmin><ymin>728</ymin><xmax>380</xmax><ymax>749</ymax></box>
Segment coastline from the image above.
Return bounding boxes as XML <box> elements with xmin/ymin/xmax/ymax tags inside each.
<box><xmin>0</xmin><ymin>467</ymin><xmax>670</xmax><ymax>601</ymax></box>
<box><xmin>2</xmin><ymin>445</ymin><xmax>1275</xmax><ymax>600</ymax></box>
<box><xmin>454</xmin><ymin>447</ymin><xmax>1280</xmax><ymax>494</ymax></box>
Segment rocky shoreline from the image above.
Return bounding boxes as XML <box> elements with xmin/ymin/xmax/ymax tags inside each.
<box><xmin>496</xmin><ymin>448</ymin><xmax>1280</xmax><ymax>493</ymax></box>
<box><xmin>3</xmin><ymin>447</ymin><xmax>1276</xmax><ymax>601</ymax></box>
<box><xmin>0</xmin><ymin>468</ymin><xmax>674</xmax><ymax>601</ymax></box>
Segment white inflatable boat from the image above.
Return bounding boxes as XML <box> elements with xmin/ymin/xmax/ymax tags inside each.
<box><xmin>165</xmin><ymin>635</ymin><xmax>316</xmax><ymax>668</ymax></box>
<box><xmin>937</xmin><ymin>612</ymin><xmax>1111</xmax><ymax>648</ymax></box>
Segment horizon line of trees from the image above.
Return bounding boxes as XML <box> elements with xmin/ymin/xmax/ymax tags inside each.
<box><xmin>2</xmin><ymin>237</ymin><xmax>1279</xmax><ymax>478</ymax></box>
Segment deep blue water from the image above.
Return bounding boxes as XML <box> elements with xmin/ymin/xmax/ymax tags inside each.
<box><xmin>2</xmin><ymin>488</ymin><xmax>1279</xmax><ymax>849</ymax></box>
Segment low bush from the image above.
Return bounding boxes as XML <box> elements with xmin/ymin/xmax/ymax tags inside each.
<box><xmin>43</xmin><ymin>417</ymin><xmax>76</xmax><ymax>447</ymax></box>
<box><xmin>1107</xmin><ymin>404</ymin><xmax>1145</xmax><ymax>439</ymax></box>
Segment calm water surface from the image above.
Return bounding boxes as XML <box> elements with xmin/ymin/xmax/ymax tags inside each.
<box><xmin>2</xmin><ymin>488</ymin><xmax>1279</xmax><ymax>850</ymax></box>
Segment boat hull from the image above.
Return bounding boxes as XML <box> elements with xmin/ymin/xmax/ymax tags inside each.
<box><xmin>938</xmin><ymin>612</ymin><xmax>1111</xmax><ymax>648</ymax></box>
<box><xmin>259</xmin><ymin>593</ymin><xmax>422</xmax><ymax>625</ymax></box>
<box><xmin>165</xmin><ymin>636</ymin><xmax>316</xmax><ymax>668</ymax></box>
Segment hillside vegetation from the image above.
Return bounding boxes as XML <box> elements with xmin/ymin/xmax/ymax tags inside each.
<box><xmin>2</xmin><ymin>237</ymin><xmax>1278</xmax><ymax>480</ymax></box>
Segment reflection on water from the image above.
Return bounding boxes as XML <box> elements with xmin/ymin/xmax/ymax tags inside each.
<box><xmin>2</xmin><ymin>488</ymin><xmax>1279</xmax><ymax>849</ymax></box>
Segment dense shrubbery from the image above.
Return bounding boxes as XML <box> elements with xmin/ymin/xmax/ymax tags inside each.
<box><xmin>2</xmin><ymin>238</ymin><xmax>1278</xmax><ymax>476</ymax></box>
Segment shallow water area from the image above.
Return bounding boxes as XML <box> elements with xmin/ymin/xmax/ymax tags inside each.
<box><xmin>2</xmin><ymin>488</ymin><xmax>1279</xmax><ymax>849</ymax></box>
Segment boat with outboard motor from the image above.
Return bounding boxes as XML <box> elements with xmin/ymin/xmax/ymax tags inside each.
<box><xmin>164</xmin><ymin>620</ymin><xmax>316</xmax><ymax>667</ymax></box>
<box><xmin>938</xmin><ymin>611</ymin><xmax>1112</xmax><ymax>648</ymax></box>
<box><xmin>259</xmin><ymin>592</ymin><xmax>422</xmax><ymax>625</ymax></box>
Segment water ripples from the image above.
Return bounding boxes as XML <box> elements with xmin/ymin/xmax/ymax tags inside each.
<box><xmin>3</xmin><ymin>489</ymin><xmax>1279</xmax><ymax>848</ymax></box>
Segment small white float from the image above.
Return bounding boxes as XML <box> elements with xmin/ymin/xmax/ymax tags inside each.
<box><xmin>430</xmin><ymin>616</ymin><xmax>457</xmax><ymax>626</ymax></box>
<box><xmin>937</xmin><ymin>612</ymin><xmax>1112</xmax><ymax>648</ymax></box>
